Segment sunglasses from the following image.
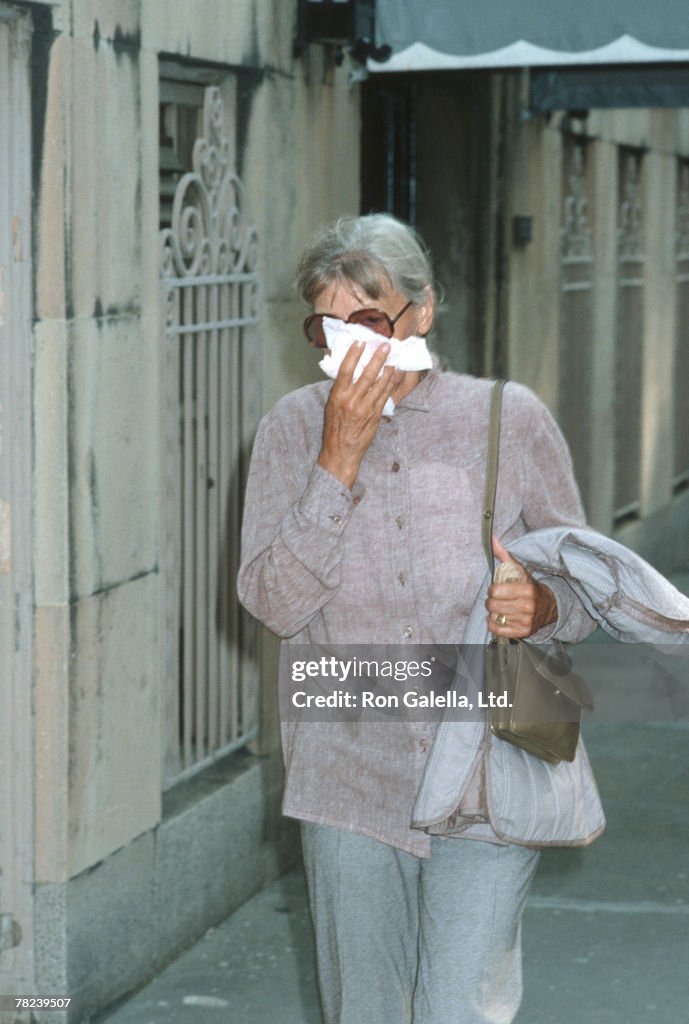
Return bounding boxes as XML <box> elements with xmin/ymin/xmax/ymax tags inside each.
<box><xmin>303</xmin><ymin>300</ymin><xmax>413</xmax><ymax>348</ymax></box>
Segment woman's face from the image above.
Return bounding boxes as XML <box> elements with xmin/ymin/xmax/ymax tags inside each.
<box><xmin>312</xmin><ymin>280</ymin><xmax>434</xmax><ymax>340</ymax></box>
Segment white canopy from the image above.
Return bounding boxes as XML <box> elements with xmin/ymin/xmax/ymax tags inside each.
<box><xmin>372</xmin><ymin>1</ymin><xmax>689</xmax><ymax>71</ymax></box>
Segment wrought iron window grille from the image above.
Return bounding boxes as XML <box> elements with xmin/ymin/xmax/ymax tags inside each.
<box><xmin>159</xmin><ymin>83</ymin><xmax>261</xmax><ymax>787</ymax></box>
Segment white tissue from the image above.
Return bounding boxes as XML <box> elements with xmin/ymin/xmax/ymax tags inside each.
<box><xmin>318</xmin><ymin>317</ymin><xmax>433</xmax><ymax>416</ymax></box>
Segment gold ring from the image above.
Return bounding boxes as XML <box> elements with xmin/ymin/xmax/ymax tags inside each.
<box><xmin>496</xmin><ymin>613</ymin><xmax>508</xmax><ymax>626</ymax></box>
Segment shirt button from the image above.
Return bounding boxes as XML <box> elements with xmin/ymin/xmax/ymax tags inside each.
<box><xmin>352</xmin><ymin>495</ymin><xmax>361</xmax><ymax>505</ymax></box>
<box><xmin>391</xmin><ymin>461</ymin><xmax>400</xmax><ymax>473</ymax></box>
<box><xmin>403</xmin><ymin>625</ymin><xmax>413</xmax><ymax>639</ymax></box>
<box><xmin>395</xmin><ymin>516</ymin><xmax>405</xmax><ymax>529</ymax></box>
<box><xmin>329</xmin><ymin>514</ymin><xmax>342</xmax><ymax>525</ymax></box>
<box><xmin>398</xmin><ymin>572</ymin><xmax>407</xmax><ymax>586</ymax></box>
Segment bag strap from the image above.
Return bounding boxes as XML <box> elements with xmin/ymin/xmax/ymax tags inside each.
<box><xmin>483</xmin><ymin>379</ymin><xmax>570</xmax><ymax>663</ymax></box>
<box><xmin>482</xmin><ymin>379</ymin><xmax>506</xmax><ymax>577</ymax></box>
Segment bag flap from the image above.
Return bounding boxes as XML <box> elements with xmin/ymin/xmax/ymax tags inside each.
<box><xmin>520</xmin><ymin>642</ymin><xmax>594</xmax><ymax>711</ymax></box>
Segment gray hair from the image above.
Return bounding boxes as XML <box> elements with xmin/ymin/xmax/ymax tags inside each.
<box><xmin>295</xmin><ymin>213</ymin><xmax>434</xmax><ymax>307</ymax></box>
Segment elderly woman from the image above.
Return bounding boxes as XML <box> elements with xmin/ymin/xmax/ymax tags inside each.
<box><xmin>237</xmin><ymin>214</ymin><xmax>595</xmax><ymax>1024</ymax></box>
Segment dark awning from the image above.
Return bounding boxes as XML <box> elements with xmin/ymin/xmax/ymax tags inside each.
<box><xmin>531</xmin><ymin>66</ymin><xmax>689</xmax><ymax>110</ymax></box>
<box><xmin>372</xmin><ymin>1</ymin><xmax>689</xmax><ymax>72</ymax></box>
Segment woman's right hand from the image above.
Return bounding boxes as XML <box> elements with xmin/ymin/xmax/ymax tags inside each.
<box><xmin>318</xmin><ymin>341</ymin><xmax>401</xmax><ymax>489</ymax></box>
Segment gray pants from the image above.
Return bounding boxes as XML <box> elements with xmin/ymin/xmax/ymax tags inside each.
<box><xmin>300</xmin><ymin>822</ymin><xmax>540</xmax><ymax>1024</ymax></box>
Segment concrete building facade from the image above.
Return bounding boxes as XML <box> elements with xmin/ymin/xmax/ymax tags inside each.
<box><xmin>1</xmin><ymin>2</ymin><xmax>359</xmax><ymax>1020</ymax></box>
<box><xmin>361</xmin><ymin>69</ymin><xmax>689</xmax><ymax>570</ymax></box>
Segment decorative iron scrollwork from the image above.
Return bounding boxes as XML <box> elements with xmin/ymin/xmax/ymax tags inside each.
<box><xmin>677</xmin><ymin>162</ymin><xmax>689</xmax><ymax>262</ymax></box>
<box><xmin>618</xmin><ymin>152</ymin><xmax>644</xmax><ymax>263</ymax></box>
<box><xmin>159</xmin><ymin>86</ymin><xmax>260</xmax><ymax>282</ymax></box>
<box><xmin>561</xmin><ymin>143</ymin><xmax>593</xmax><ymax>264</ymax></box>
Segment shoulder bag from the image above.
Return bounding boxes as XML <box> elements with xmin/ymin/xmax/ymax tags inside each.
<box><xmin>482</xmin><ymin>380</ymin><xmax>594</xmax><ymax>764</ymax></box>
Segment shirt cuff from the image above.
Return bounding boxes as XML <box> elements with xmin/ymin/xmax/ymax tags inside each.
<box><xmin>529</xmin><ymin>573</ymin><xmax>593</xmax><ymax>643</ymax></box>
<box><xmin>296</xmin><ymin>463</ymin><xmax>365</xmax><ymax>534</ymax></box>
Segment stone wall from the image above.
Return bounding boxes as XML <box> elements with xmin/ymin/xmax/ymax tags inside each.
<box><xmin>503</xmin><ymin>76</ymin><xmax>689</xmax><ymax>568</ymax></box>
<box><xmin>26</xmin><ymin>0</ymin><xmax>361</xmax><ymax>1016</ymax></box>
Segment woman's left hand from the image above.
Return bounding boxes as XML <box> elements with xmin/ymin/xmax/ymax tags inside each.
<box><xmin>485</xmin><ymin>536</ymin><xmax>558</xmax><ymax>639</ymax></box>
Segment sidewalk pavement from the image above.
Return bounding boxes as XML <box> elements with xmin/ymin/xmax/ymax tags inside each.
<box><xmin>100</xmin><ymin>569</ymin><xmax>689</xmax><ymax>1024</ymax></box>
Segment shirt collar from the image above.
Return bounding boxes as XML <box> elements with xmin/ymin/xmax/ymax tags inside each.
<box><xmin>396</xmin><ymin>353</ymin><xmax>441</xmax><ymax>413</ymax></box>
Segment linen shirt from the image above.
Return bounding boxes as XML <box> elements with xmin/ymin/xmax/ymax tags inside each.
<box><xmin>238</xmin><ymin>367</ymin><xmax>595</xmax><ymax>856</ymax></box>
